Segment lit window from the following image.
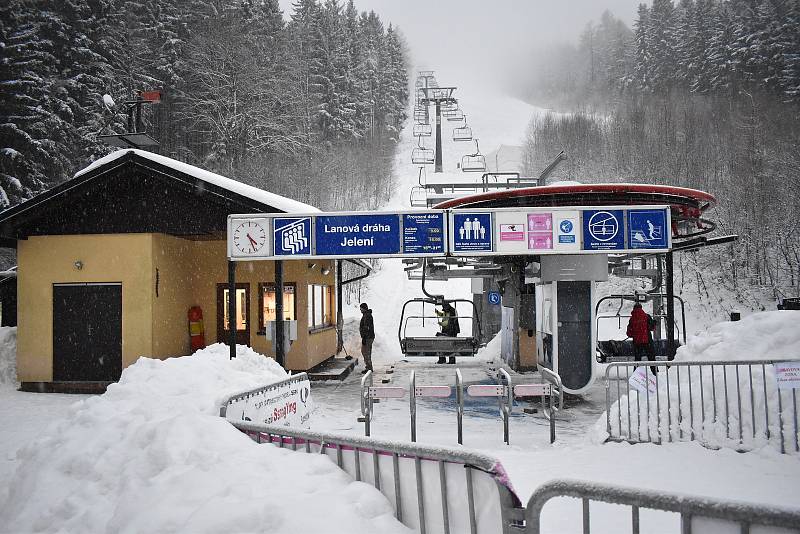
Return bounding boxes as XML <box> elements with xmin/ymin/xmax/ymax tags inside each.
<box><xmin>308</xmin><ymin>284</ymin><xmax>334</xmax><ymax>330</ymax></box>
<box><xmin>222</xmin><ymin>288</ymin><xmax>248</xmax><ymax>331</ymax></box>
<box><xmin>260</xmin><ymin>283</ymin><xmax>296</xmax><ymax>331</ymax></box>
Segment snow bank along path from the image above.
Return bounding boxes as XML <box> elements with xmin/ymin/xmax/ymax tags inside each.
<box><xmin>0</xmin><ymin>344</ymin><xmax>409</xmax><ymax>534</ymax></box>
<box><xmin>598</xmin><ymin>311</ymin><xmax>800</xmax><ymax>455</ymax></box>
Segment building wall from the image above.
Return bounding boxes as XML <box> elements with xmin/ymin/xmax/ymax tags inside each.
<box><xmin>151</xmin><ymin>234</ymin><xmax>197</xmax><ymax>358</ymax></box>
<box><xmin>18</xmin><ymin>233</ymin><xmax>338</xmax><ymax>382</ymax></box>
<box><xmin>17</xmin><ymin>234</ymin><xmax>154</xmax><ymax>381</ymax></box>
<box><xmin>189</xmin><ymin>240</ymin><xmax>337</xmax><ymax>370</ymax></box>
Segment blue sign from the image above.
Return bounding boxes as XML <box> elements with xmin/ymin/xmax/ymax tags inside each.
<box><xmin>559</xmin><ymin>220</ymin><xmax>573</xmax><ymax>233</ymax></box>
<box><xmin>274</xmin><ymin>217</ymin><xmax>311</xmax><ymax>256</ymax></box>
<box><xmin>453</xmin><ymin>213</ymin><xmax>492</xmax><ymax>252</ymax></box>
<box><xmin>315</xmin><ymin>214</ymin><xmax>400</xmax><ymax>256</ymax></box>
<box><xmin>628</xmin><ymin>209</ymin><xmax>669</xmax><ymax>249</ymax></box>
<box><xmin>403</xmin><ymin>213</ymin><xmax>445</xmax><ymax>255</ymax></box>
<box><xmin>488</xmin><ymin>291</ymin><xmax>501</xmax><ymax>305</ymax></box>
<box><xmin>582</xmin><ymin>209</ymin><xmax>624</xmax><ymax>251</ymax></box>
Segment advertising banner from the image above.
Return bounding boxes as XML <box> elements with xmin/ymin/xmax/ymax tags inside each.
<box><xmin>223</xmin><ymin>374</ymin><xmax>313</xmax><ymax>428</ymax></box>
<box><xmin>775</xmin><ymin>362</ymin><xmax>800</xmax><ymax>390</ymax></box>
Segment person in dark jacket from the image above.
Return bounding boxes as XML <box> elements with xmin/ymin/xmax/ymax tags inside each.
<box><xmin>359</xmin><ymin>303</ymin><xmax>375</xmax><ymax>373</ymax></box>
<box><xmin>627</xmin><ymin>302</ymin><xmax>657</xmax><ymax>373</ymax></box>
<box><xmin>435</xmin><ymin>301</ymin><xmax>460</xmax><ymax>365</ymax></box>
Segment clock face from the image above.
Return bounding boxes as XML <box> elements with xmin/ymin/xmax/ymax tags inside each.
<box><xmin>233</xmin><ymin>220</ymin><xmax>268</xmax><ymax>255</ymax></box>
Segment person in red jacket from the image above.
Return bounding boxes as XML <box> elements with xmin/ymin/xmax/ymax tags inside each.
<box><xmin>627</xmin><ymin>302</ymin><xmax>657</xmax><ymax>373</ymax></box>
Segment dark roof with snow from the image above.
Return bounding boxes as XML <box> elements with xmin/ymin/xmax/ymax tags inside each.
<box><xmin>0</xmin><ymin>150</ymin><xmax>318</xmax><ymax>245</ymax></box>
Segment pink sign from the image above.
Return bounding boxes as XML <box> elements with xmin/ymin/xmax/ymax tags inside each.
<box><xmin>499</xmin><ymin>224</ymin><xmax>525</xmax><ymax>241</ymax></box>
<box><xmin>528</xmin><ymin>213</ymin><xmax>553</xmax><ymax>232</ymax></box>
<box><xmin>528</xmin><ymin>233</ymin><xmax>553</xmax><ymax>249</ymax></box>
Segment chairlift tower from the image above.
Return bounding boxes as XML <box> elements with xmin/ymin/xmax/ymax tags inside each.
<box><xmin>420</xmin><ymin>86</ymin><xmax>457</xmax><ymax>173</ymax></box>
<box><xmin>98</xmin><ymin>90</ymin><xmax>162</xmax><ymax>149</ymax></box>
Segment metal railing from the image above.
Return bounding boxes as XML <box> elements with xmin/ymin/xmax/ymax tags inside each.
<box><xmin>605</xmin><ymin>359</ymin><xmax>800</xmax><ymax>454</ymax></box>
<box><xmin>361</xmin><ymin>369</ymin><xmax>563</xmax><ymax>445</ymax></box>
<box><xmin>526</xmin><ymin>478</ymin><xmax>800</xmax><ymax>534</ymax></box>
<box><xmin>230</xmin><ymin>420</ymin><xmax>525</xmax><ymax>534</ymax></box>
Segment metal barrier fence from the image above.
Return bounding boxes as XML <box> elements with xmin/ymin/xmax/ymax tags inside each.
<box><xmin>526</xmin><ymin>478</ymin><xmax>800</xmax><ymax>534</ymax></box>
<box><xmin>230</xmin><ymin>420</ymin><xmax>525</xmax><ymax>534</ymax></box>
<box><xmin>605</xmin><ymin>360</ymin><xmax>800</xmax><ymax>454</ymax></box>
<box><xmin>361</xmin><ymin>368</ymin><xmax>563</xmax><ymax>445</ymax></box>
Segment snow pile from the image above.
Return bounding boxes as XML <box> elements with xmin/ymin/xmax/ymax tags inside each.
<box><xmin>0</xmin><ymin>327</ymin><xmax>17</xmax><ymax>390</ymax></box>
<box><xmin>597</xmin><ymin>311</ymin><xmax>800</xmax><ymax>455</ymax></box>
<box><xmin>0</xmin><ymin>344</ymin><xmax>408</xmax><ymax>533</ymax></box>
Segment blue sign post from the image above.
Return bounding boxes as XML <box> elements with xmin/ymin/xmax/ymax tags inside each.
<box><xmin>628</xmin><ymin>209</ymin><xmax>669</xmax><ymax>249</ymax></box>
<box><xmin>487</xmin><ymin>291</ymin><xmax>501</xmax><ymax>305</ymax></box>
<box><xmin>403</xmin><ymin>213</ymin><xmax>445</xmax><ymax>255</ymax></box>
<box><xmin>315</xmin><ymin>214</ymin><xmax>401</xmax><ymax>256</ymax></box>
<box><xmin>582</xmin><ymin>209</ymin><xmax>624</xmax><ymax>251</ymax></box>
<box><xmin>452</xmin><ymin>212</ymin><xmax>492</xmax><ymax>253</ymax></box>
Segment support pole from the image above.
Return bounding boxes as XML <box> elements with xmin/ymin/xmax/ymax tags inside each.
<box><xmin>336</xmin><ymin>259</ymin><xmax>343</xmax><ymax>353</ymax></box>
<box><xmin>228</xmin><ymin>260</ymin><xmax>236</xmax><ymax>360</ymax></box>
<box><xmin>275</xmin><ymin>260</ymin><xmax>285</xmax><ymax>368</ymax></box>
<box><xmin>434</xmin><ymin>100</ymin><xmax>443</xmax><ymax>173</ymax></box>
<box><xmin>666</xmin><ymin>251</ymin><xmax>676</xmax><ymax>360</ymax></box>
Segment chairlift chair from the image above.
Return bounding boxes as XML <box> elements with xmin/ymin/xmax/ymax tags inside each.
<box><xmin>461</xmin><ymin>139</ymin><xmax>487</xmax><ymax>173</ymax></box>
<box><xmin>413</xmin><ymin>108</ymin><xmax>428</xmax><ymax>123</ymax></box>
<box><xmin>413</xmin><ymin>122</ymin><xmax>432</xmax><ymax>137</ymax></box>
<box><xmin>446</xmin><ymin>108</ymin><xmax>464</xmax><ymax>122</ymax></box>
<box><xmin>452</xmin><ymin>116</ymin><xmax>473</xmax><ymax>141</ymax></box>
<box><xmin>411</xmin><ymin>138</ymin><xmax>434</xmax><ymax>165</ymax></box>
<box><xmin>398</xmin><ymin>298</ymin><xmax>482</xmax><ymax>357</ymax></box>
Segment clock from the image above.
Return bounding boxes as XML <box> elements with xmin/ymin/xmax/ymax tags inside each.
<box><xmin>232</xmin><ymin>219</ymin><xmax>268</xmax><ymax>255</ymax></box>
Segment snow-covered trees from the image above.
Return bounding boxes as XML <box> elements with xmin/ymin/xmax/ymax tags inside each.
<box><xmin>0</xmin><ymin>0</ymin><xmax>409</xmax><ymax>211</ymax></box>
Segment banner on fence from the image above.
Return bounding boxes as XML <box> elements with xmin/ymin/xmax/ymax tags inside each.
<box><xmin>775</xmin><ymin>362</ymin><xmax>800</xmax><ymax>390</ymax></box>
<box><xmin>628</xmin><ymin>366</ymin><xmax>657</xmax><ymax>395</ymax></box>
<box><xmin>224</xmin><ymin>374</ymin><xmax>313</xmax><ymax>428</ymax></box>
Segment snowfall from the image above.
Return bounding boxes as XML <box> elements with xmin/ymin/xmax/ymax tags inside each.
<box><xmin>1</xmin><ymin>81</ymin><xmax>799</xmax><ymax>534</ymax></box>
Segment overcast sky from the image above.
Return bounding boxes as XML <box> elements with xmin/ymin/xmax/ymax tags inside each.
<box><xmin>278</xmin><ymin>0</ymin><xmax>643</xmax><ymax>91</ymax></box>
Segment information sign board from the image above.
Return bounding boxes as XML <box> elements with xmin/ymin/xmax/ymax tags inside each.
<box><xmin>315</xmin><ymin>213</ymin><xmax>401</xmax><ymax>256</ymax></box>
<box><xmin>452</xmin><ymin>212</ymin><xmax>492</xmax><ymax>252</ymax></box>
<box><xmin>583</xmin><ymin>209</ymin><xmax>625</xmax><ymax>251</ymax></box>
<box><xmin>627</xmin><ymin>209</ymin><xmax>670</xmax><ymax>249</ymax></box>
<box><xmin>273</xmin><ymin>217</ymin><xmax>311</xmax><ymax>256</ymax></box>
<box><xmin>403</xmin><ymin>212</ymin><xmax>445</xmax><ymax>255</ymax></box>
<box><xmin>488</xmin><ymin>291</ymin><xmax>501</xmax><ymax>305</ymax></box>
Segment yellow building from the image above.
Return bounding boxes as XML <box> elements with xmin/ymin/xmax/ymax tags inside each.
<box><xmin>0</xmin><ymin>149</ymin><xmax>357</xmax><ymax>392</ymax></box>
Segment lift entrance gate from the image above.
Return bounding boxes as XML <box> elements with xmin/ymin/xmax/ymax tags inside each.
<box><xmin>226</xmin><ymin>205</ymin><xmax>672</xmax><ymax>261</ymax></box>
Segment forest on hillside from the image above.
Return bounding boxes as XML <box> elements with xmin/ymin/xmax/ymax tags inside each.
<box><xmin>521</xmin><ymin>0</ymin><xmax>800</xmax><ymax>304</ymax></box>
<box><xmin>0</xmin><ymin>0</ymin><xmax>409</xmax><ymax>211</ymax></box>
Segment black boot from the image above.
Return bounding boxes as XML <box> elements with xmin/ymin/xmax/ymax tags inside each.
<box><xmin>436</xmin><ymin>357</ymin><xmax>446</xmax><ymax>364</ymax></box>
<box><xmin>447</xmin><ymin>357</ymin><xmax>456</xmax><ymax>364</ymax></box>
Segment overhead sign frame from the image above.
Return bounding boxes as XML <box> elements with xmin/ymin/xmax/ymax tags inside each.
<box><xmin>228</xmin><ymin>205</ymin><xmax>672</xmax><ymax>261</ymax></box>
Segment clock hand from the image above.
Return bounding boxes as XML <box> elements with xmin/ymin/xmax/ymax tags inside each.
<box><xmin>247</xmin><ymin>234</ymin><xmax>258</xmax><ymax>247</ymax></box>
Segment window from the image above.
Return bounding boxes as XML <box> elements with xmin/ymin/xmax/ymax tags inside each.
<box><xmin>222</xmin><ymin>288</ymin><xmax>248</xmax><ymax>331</ymax></box>
<box><xmin>259</xmin><ymin>283</ymin><xmax>296</xmax><ymax>332</ymax></box>
<box><xmin>308</xmin><ymin>284</ymin><xmax>334</xmax><ymax>330</ymax></box>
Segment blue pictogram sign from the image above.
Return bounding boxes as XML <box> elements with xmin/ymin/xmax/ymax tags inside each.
<box><xmin>315</xmin><ymin>214</ymin><xmax>400</xmax><ymax>256</ymax></box>
<box><xmin>274</xmin><ymin>217</ymin><xmax>311</xmax><ymax>256</ymax></box>
<box><xmin>560</xmin><ymin>220</ymin><xmax>573</xmax><ymax>233</ymax></box>
<box><xmin>628</xmin><ymin>209</ymin><xmax>669</xmax><ymax>249</ymax></box>
<box><xmin>582</xmin><ymin>209</ymin><xmax>624</xmax><ymax>250</ymax></box>
<box><xmin>403</xmin><ymin>213</ymin><xmax>445</xmax><ymax>255</ymax></box>
<box><xmin>453</xmin><ymin>213</ymin><xmax>492</xmax><ymax>252</ymax></box>
<box><xmin>488</xmin><ymin>291</ymin><xmax>501</xmax><ymax>305</ymax></box>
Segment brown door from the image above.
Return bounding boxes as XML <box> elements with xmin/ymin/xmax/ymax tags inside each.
<box><xmin>217</xmin><ymin>283</ymin><xmax>250</xmax><ymax>346</ymax></box>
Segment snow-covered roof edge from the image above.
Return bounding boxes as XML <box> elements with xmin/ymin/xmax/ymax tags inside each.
<box><xmin>75</xmin><ymin>149</ymin><xmax>319</xmax><ymax>214</ymax></box>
